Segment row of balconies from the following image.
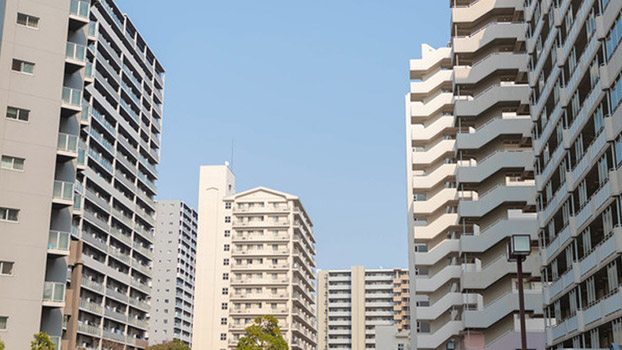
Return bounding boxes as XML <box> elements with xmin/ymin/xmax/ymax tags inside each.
<box><xmin>544</xmin><ymin>227</ymin><xmax>622</xmax><ymax>304</ymax></box>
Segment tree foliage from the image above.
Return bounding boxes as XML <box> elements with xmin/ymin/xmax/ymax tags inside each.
<box><xmin>0</xmin><ymin>336</ymin><xmax>5</xmax><ymax>350</ymax></box>
<box><xmin>236</xmin><ymin>315</ymin><xmax>288</xmax><ymax>350</ymax></box>
<box><xmin>146</xmin><ymin>339</ymin><xmax>191</xmax><ymax>350</ymax></box>
<box><xmin>31</xmin><ymin>332</ymin><xmax>55</xmax><ymax>350</ymax></box>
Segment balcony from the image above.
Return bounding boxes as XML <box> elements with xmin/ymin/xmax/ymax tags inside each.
<box><xmin>413</xmin><ymin>213</ymin><xmax>459</xmax><ymax>240</ymax></box>
<box><xmin>411</xmin><ymin>115</ymin><xmax>455</xmax><ymax>142</ymax></box>
<box><xmin>454</xmin><ymin>84</ymin><xmax>528</xmax><ymax>118</ymax></box>
<box><xmin>454</xmin><ymin>52</ymin><xmax>526</xmax><ymax>86</ymax></box>
<box><xmin>65</xmin><ymin>42</ymin><xmax>86</xmax><ymax>66</ymax></box>
<box><xmin>411</xmin><ymin>140</ymin><xmax>455</xmax><ymax>165</ymax></box>
<box><xmin>458</xmin><ymin>184</ymin><xmax>534</xmax><ymax>218</ymax></box>
<box><xmin>53</xmin><ymin>180</ymin><xmax>74</xmax><ymax>205</ymax></box>
<box><xmin>416</xmin><ymin>292</ymin><xmax>464</xmax><ymax>320</ymax></box>
<box><xmin>61</xmin><ymin>87</ymin><xmax>82</xmax><ymax>110</ymax></box>
<box><xmin>69</xmin><ymin>0</ymin><xmax>89</xmax><ymax>22</ymax></box>
<box><xmin>81</xmin><ymin>276</ymin><xmax>104</xmax><ymax>293</ymax></box>
<box><xmin>451</xmin><ymin>0</ymin><xmax>522</xmax><ymax>24</ymax></box>
<box><xmin>463</xmin><ymin>291</ymin><xmax>542</xmax><ymax>328</ymax></box>
<box><xmin>414</xmin><ymin>265</ymin><xmax>461</xmax><ymax>293</ymax></box>
<box><xmin>77</xmin><ymin>322</ymin><xmax>102</xmax><ymax>337</ymax></box>
<box><xmin>129</xmin><ymin>297</ymin><xmax>150</xmax><ymax>311</ymax></box>
<box><xmin>461</xmin><ymin>218</ymin><xmax>538</xmax><ymax>254</ymax></box>
<box><xmin>412</xmin><ymin>188</ymin><xmax>458</xmax><ymax>214</ymax></box>
<box><xmin>57</xmin><ymin>133</ymin><xmax>78</xmax><ymax>157</ymax></box>
<box><xmin>80</xmin><ymin>299</ymin><xmax>104</xmax><ymax>315</ymax></box>
<box><xmin>456</xmin><ymin>116</ymin><xmax>531</xmax><ymax>150</ymax></box>
<box><xmin>42</xmin><ymin>281</ymin><xmax>65</xmax><ymax>307</ymax></box>
<box><xmin>453</xmin><ymin>22</ymin><xmax>525</xmax><ymax>54</ymax></box>
<box><xmin>409</xmin><ymin>92</ymin><xmax>453</xmax><ymax>118</ymax></box>
<box><xmin>47</xmin><ymin>230</ymin><xmax>70</xmax><ymax>256</ymax></box>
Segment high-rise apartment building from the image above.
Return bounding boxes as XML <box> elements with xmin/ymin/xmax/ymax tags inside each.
<box><xmin>150</xmin><ymin>200</ymin><xmax>198</xmax><ymax>346</ymax></box>
<box><xmin>193</xmin><ymin>165</ymin><xmax>317</xmax><ymax>350</ymax></box>
<box><xmin>0</xmin><ymin>1</ymin><xmax>79</xmax><ymax>348</ymax></box>
<box><xmin>406</xmin><ymin>0</ymin><xmax>546</xmax><ymax>348</ymax></box>
<box><xmin>0</xmin><ymin>0</ymin><xmax>164</xmax><ymax>349</ymax></box>
<box><xmin>316</xmin><ymin>267</ymin><xmax>409</xmax><ymax>350</ymax></box>
<box><xmin>63</xmin><ymin>0</ymin><xmax>164</xmax><ymax>348</ymax></box>
<box><xmin>527</xmin><ymin>0</ymin><xmax>622</xmax><ymax>348</ymax></box>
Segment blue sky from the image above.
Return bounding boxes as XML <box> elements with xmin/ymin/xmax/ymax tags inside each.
<box><xmin>117</xmin><ymin>0</ymin><xmax>450</xmax><ymax>270</ymax></box>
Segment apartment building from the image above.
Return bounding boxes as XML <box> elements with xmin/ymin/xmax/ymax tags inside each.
<box><xmin>316</xmin><ymin>267</ymin><xmax>409</xmax><ymax>350</ymax></box>
<box><xmin>526</xmin><ymin>0</ymin><xmax>622</xmax><ymax>348</ymax></box>
<box><xmin>0</xmin><ymin>1</ymin><xmax>79</xmax><ymax>348</ymax></box>
<box><xmin>48</xmin><ymin>0</ymin><xmax>162</xmax><ymax>349</ymax></box>
<box><xmin>150</xmin><ymin>200</ymin><xmax>198</xmax><ymax>346</ymax></box>
<box><xmin>406</xmin><ymin>0</ymin><xmax>545</xmax><ymax>347</ymax></box>
<box><xmin>192</xmin><ymin>165</ymin><xmax>317</xmax><ymax>350</ymax></box>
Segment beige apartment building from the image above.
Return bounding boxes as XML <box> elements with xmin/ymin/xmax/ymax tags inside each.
<box><xmin>0</xmin><ymin>0</ymin><xmax>164</xmax><ymax>349</ymax></box>
<box><xmin>0</xmin><ymin>0</ymin><xmax>77</xmax><ymax>348</ymax></box>
<box><xmin>406</xmin><ymin>1</ymin><xmax>545</xmax><ymax>348</ymax></box>
<box><xmin>192</xmin><ymin>165</ymin><xmax>317</xmax><ymax>350</ymax></box>
<box><xmin>316</xmin><ymin>267</ymin><xmax>409</xmax><ymax>350</ymax></box>
<box><xmin>526</xmin><ymin>0</ymin><xmax>622</xmax><ymax>348</ymax></box>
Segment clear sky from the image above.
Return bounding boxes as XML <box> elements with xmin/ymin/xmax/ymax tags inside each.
<box><xmin>116</xmin><ymin>0</ymin><xmax>450</xmax><ymax>270</ymax></box>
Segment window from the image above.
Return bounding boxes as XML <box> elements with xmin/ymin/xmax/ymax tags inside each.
<box><xmin>224</xmin><ymin>244</ymin><xmax>230</xmax><ymax>252</ymax></box>
<box><xmin>220</xmin><ymin>318</ymin><xmax>227</xmax><ymax>325</ymax></box>
<box><xmin>222</xmin><ymin>287</ymin><xmax>228</xmax><ymax>295</ymax></box>
<box><xmin>0</xmin><ymin>316</ymin><xmax>6</xmax><ymax>330</ymax></box>
<box><xmin>221</xmin><ymin>303</ymin><xmax>228</xmax><ymax>310</ymax></box>
<box><xmin>0</xmin><ymin>262</ymin><xmax>14</xmax><ymax>276</ymax></box>
<box><xmin>224</xmin><ymin>230</ymin><xmax>230</xmax><ymax>237</ymax></box>
<box><xmin>11</xmin><ymin>59</ymin><xmax>34</xmax><ymax>74</ymax></box>
<box><xmin>220</xmin><ymin>333</ymin><xmax>227</xmax><ymax>341</ymax></box>
<box><xmin>6</xmin><ymin>106</ymin><xmax>29</xmax><ymax>121</ymax></box>
<box><xmin>1</xmin><ymin>156</ymin><xmax>24</xmax><ymax>171</ymax></box>
<box><xmin>0</xmin><ymin>207</ymin><xmax>19</xmax><ymax>223</ymax></box>
<box><xmin>222</xmin><ymin>273</ymin><xmax>229</xmax><ymax>280</ymax></box>
<box><xmin>225</xmin><ymin>202</ymin><xmax>231</xmax><ymax>209</ymax></box>
<box><xmin>16</xmin><ymin>13</ymin><xmax>39</xmax><ymax>28</ymax></box>
<box><xmin>398</xmin><ymin>345</ymin><xmax>405</xmax><ymax>350</ymax></box>
<box><xmin>224</xmin><ymin>216</ymin><xmax>231</xmax><ymax>223</ymax></box>
<box><xmin>223</xmin><ymin>258</ymin><xmax>229</xmax><ymax>266</ymax></box>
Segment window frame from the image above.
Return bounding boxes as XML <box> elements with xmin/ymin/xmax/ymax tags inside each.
<box><xmin>16</xmin><ymin>13</ymin><xmax>40</xmax><ymax>29</ymax></box>
<box><xmin>0</xmin><ymin>207</ymin><xmax>19</xmax><ymax>223</ymax></box>
<box><xmin>11</xmin><ymin>59</ymin><xmax>35</xmax><ymax>75</ymax></box>
<box><xmin>6</xmin><ymin>106</ymin><xmax>30</xmax><ymax>122</ymax></box>
<box><xmin>0</xmin><ymin>261</ymin><xmax>14</xmax><ymax>276</ymax></box>
<box><xmin>1</xmin><ymin>155</ymin><xmax>25</xmax><ymax>172</ymax></box>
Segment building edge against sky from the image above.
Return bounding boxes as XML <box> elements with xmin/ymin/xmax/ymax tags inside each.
<box><xmin>192</xmin><ymin>165</ymin><xmax>318</xmax><ymax>350</ymax></box>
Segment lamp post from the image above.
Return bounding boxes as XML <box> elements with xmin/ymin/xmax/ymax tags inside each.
<box><xmin>506</xmin><ymin>234</ymin><xmax>532</xmax><ymax>350</ymax></box>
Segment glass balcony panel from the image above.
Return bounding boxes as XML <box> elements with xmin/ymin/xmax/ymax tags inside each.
<box><xmin>53</xmin><ymin>181</ymin><xmax>74</xmax><ymax>201</ymax></box>
<box><xmin>43</xmin><ymin>282</ymin><xmax>65</xmax><ymax>303</ymax></box>
<box><xmin>48</xmin><ymin>231</ymin><xmax>70</xmax><ymax>251</ymax></box>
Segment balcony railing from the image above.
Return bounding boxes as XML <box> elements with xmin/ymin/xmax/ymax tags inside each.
<box><xmin>81</xmin><ymin>277</ymin><xmax>104</xmax><ymax>292</ymax></box>
<box><xmin>53</xmin><ymin>181</ymin><xmax>74</xmax><ymax>201</ymax></box>
<box><xmin>85</xmin><ymin>61</ymin><xmax>94</xmax><ymax>79</ymax></box>
<box><xmin>43</xmin><ymin>281</ymin><xmax>65</xmax><ymax>303</ymax></box>
<box><xmin>62</xmin><ymin>87</ymin><xmax>82</xmax><ymax>107</ymax></box>
<box><xmin>66</xmin><ymin>42</ymin><xmax>86</xmax><ymax>62</ymax></box>
<box><xmin>88</xmin><ymin>21</ymin><xmax>97</xmax><ymax>37</ymax></box>
<box><xmin>48</xmin><ymin>231</ymin><xmax>70</xmax><ymax>252</ymax></box>
<box><xmin>69</xmin><ymin>0</ymin><xmax>89</xmax><ymax>18</ymax></box>
<box><xmin>88</xmin><ymin>148</ymin><xmax>113</xmax><ymax>173</ymax></box>
<box><xmin>57</xmin><ymin>133</ymin><xmax>78</xmax><ymax>154</ymax></box>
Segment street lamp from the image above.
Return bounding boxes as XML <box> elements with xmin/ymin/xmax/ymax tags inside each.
<box><xmin>506</xmin><ymin>234</ymin><xmax>532</xmax><ymax>350</ymax></box>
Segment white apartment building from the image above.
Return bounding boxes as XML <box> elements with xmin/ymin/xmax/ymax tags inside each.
<box><xmin>406</xmin><ymin>0</ymin><xmax>546</xmax><ymax>346</ymax></box>
<box><xmin>150</xmin><ymin>200</ymin><xmax>198</xmax><ymax>346</ymax></box>
<box><xmin>192</xmin><ymin>165</ymin><xmax>317</xmax><ymax>350</ymax></box>
<box><xmin>317</xmin><ymin>267</ymin><xmax>409</xmax><ymax>350</ymax></box>
<box><xmin>526</xmin><ymin>0</ymin><xmax>622</xmax><ymax>348</ymax></box>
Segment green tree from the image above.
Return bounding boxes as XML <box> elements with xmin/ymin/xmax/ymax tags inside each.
<box><xmin>31</xmin><ymin>332</ymin><xmax>55</xmax><ymax>350</ymax></box>
<box><xmin>146</xmin><ymin>339</ymin><xmax>191</xmax><ymax>350</ymax></box>
<box><xmin>0</xmin><ymin>336</ymin><xmax>5</xmax><ymax>350</ymax></box>
<box><xmin>236</xmin><ymin>315</ymin><xmax>288</xmax><ymax>350</ymax></box>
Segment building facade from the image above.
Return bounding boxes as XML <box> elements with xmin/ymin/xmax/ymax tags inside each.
<box><xmin>406</xmin><ymin>0</ymin><xmax>546</xmax><ymax>347</ymax></box>
<box><xmin>192</xmin><ymin>165</ymin><xmax>317</xmax><ymax>350</ymax></box>
<box><xmin>527</xmin><ymin>0</ymin><xmax>622</xmax><ymax>348</ymax></box>
<box><xmin>316</xmin><ymin>267</ymin><xmax>409</xmax><ymax>350</ymax></box>
<box><xmin>0</xmin><ymin>0</ymin><xmax>78</xmax><ymax>348</ymax></box>
<box><xmin>150</xmin><ymin>200</ymin><xmax>198</xmax><ymax>346</ymax></box>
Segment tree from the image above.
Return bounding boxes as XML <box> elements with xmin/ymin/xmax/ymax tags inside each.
<box><xmin>101</xmin><ymin>339</ymin><xmax>124</xmax><ymax>350</ymax></box>
<box><xmin>146</xmin><ymin>339</ymin><xmax>190</xmax><ymax>350</ymax></box>
<box><xmin>236</xmin><ymin>315</ymin><xmax>288</xmax><ymax>350</ymax></box>
<box><xmin>0</xmin><ymin>336</ymin><xmax>5</xmax><ymax>350</ymax></box>
<box><xmin>31</xmin><ymin>332</ymin><xmax>55</xmax><ymax>350</ymax></box>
